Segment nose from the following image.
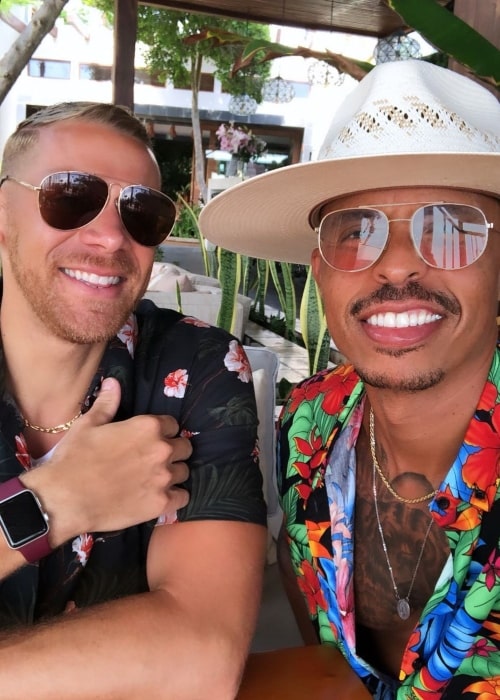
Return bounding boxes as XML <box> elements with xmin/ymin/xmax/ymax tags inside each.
<box><xmin>371</xmin><ymin>219</ymin><xmax>428</xmax><ymax>285</ymax></box>
<box><xmin>78</xmin><ymin>183</ymin><xmax>129</xmax><ymax>252</ymax></box>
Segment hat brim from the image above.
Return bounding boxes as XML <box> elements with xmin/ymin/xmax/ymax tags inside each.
<box><xmin>199</xmin><ymin>152</ymin><xmax>499</xmax><ymax>265</ymax></box>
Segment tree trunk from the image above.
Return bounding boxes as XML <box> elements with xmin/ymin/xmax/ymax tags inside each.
<box><xmin>0</xmin><ymin>0</ymin><xmax>69</xmax><ymax>106</ymax></box>
<box><xmin>190</xmin><ymin>53</ymin><xmax>208</xmax><ymax>204</ymax></box>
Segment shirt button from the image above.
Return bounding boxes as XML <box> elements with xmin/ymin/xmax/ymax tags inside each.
<box><xmin>436</xmin><ymin>497</ymin><xmax>450</xmax><ymax>510</ymax></box>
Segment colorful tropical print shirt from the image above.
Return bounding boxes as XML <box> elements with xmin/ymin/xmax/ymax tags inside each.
<box><xmin>0</xmin><ymin>300</ymin><xmax>266</xmax><ymax>628</ymax></box>
<box><xmin>278</xmin><ymin>347</ymin><xmax>500</xmax><ymax>699</ymax></box>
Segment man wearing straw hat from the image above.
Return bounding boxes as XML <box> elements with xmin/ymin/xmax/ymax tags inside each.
<box><xmin>200</xmin><ymin>59</ymin><xmax>500</xmax><ymax>698</ymax></box>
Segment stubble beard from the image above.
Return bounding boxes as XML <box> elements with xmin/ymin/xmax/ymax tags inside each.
<box><xmin>355</xmin><ymin>364</ymin><xmax>445</xmax><ymax>393</ymax></box>
<box><xmin>7</xmin><ymin>234</ymin><xmax>144</xmax><ymax>345</ymax></box>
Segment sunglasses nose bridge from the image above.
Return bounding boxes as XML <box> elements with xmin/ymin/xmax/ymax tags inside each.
<box><xmin>80</xmin><ymin>180</ymin><xmax>129</xmax><ymax>248</ymax></box>
<box><xmin>102</xmin><ymin>182</ymin><xmax>127</xmax><ymax>229</ymax></box>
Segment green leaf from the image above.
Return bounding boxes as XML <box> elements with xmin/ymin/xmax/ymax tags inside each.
<box><xmin>216</xmin><ymin>248</ymin><xmax>242</xmax><ymax>335</ymax></box>
<box><xmin>388</xmin><ymin>0</ymin><xmax>500</xmax><ymax>85</ymax></box>
<box><xmin>300</xmin><ymin>267</ymin><xmax>330</xmax><ymax>374</ymax></box>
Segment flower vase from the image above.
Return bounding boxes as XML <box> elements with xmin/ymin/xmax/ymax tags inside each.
<box><xmin>226</xmin><ymin>155</ymin><xmax>239</xmax><ymax>177</ymax></box>
<box><xmin>226</xmin><ymin>156</ymin><xmax>248</xmax><ymax>178</ymax></box>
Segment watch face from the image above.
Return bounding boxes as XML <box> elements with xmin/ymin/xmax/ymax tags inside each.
<box><xmin>0</xmin><ymin>491</ymin><xmax>49</xmax><ymax>548</ymax></box>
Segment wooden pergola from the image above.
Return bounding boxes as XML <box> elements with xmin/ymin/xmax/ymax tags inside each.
<box><xmin>112</xmin><ymin>0</ymin><xmax>500</xmax><ymax>108</ymax></box>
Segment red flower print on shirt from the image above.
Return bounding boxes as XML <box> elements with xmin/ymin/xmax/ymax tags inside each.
<box><xmin>181</xmin><ymin>317</ymin><xmax>210</xmax><ymax>328</ymax></box>
<box><xmin>297</xmin><ymin>559</ymin><xmax>328</xmax><ymax>615</ymax></box>
<box><xmin>15</xmin><ymin>434</ymin><xmax>31</xmax><ymax>470</ymax></box>
<box><xmin>286</xmin><ymin>373</ymin><xmax>329</xmax><ymax>414</ymax></box>
<box><xmin>71</xmin><ymin>533</ymin><xmax>94</xmax><ymax>566</ymax></box>
<box><xmin>321</xmin><ymin>365</ymin><xmax>360</xmax><ymax>416</ymax></box>
<box><xmin>180</xmin><ymin>428</ymin><xmax>199</xmax><ymax>438</ymax></box>
<box><xmin>117</xmin><ymin>314</ymin><xmax>138</xmax><ymax>358</ymax></box>
<box><xmin>224</xmin><ymin>340</ymin><xmax>251</xmax><ymax>382</ymax></box>
<box><xmin>164</xmin><ymin>369</ymin><xmax>188</xmax><ymax>398</ymax></box>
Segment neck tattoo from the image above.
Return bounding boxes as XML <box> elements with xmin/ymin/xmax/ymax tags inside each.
<box><xmin>22</xmin><ymin>410</ymin><xmax>83</xmax><ymax>434</ymax></box>
<box><xmin>369</xmin><ymin>408</ymin><xmax>437</xmax><ymax>504</ymax></box>
<box><xmin>372</xmin><ymin>443</ymin><xmax>434</xmax><ymax>621</ymax></box>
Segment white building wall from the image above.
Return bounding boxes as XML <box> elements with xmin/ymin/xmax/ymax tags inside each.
<box><xmin>0</xmin><ymin>1</ymin><xmax>380</xmax><ymax>162</ymax></box>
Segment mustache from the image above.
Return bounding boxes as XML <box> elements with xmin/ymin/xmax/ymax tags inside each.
<box><xmin>350</xmin><ymin>281</ymin><xmax>461</xmax><ymax>317</ymax></box>
<box><xmin>58</xmin><ymin>252</ymin><xmax>137</xmax><ymax>276</ymax></box>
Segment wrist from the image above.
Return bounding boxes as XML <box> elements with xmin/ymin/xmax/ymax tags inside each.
<box><xmin>0</xmin><ymin>477</ymin><xmax>52</xmax><ymax>563</ymax></box>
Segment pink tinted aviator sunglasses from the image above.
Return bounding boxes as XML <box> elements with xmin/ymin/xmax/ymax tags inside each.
<box><xmin>316</xmin><ymin>202</ymin><xmax>495</xmax><ymax>272</ymax></box>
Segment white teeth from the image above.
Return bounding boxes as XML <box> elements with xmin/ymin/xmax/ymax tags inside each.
<box><xmin>366</xmin><ymin>310</ymin><xmax>442</xmax><ymax>328</ymax></box>
<box><xmin>64</xmin><ymin>269</ymin><xmax>120</xmax><ymax>286</ymax></box>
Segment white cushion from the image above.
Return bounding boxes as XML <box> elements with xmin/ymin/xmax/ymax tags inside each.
<box><xmin>245</xmin><ymin>346</ymin><xmax>281</xmax><ymax>564</ymax></box>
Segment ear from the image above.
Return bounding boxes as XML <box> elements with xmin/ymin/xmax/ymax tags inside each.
<box><xmin>311</xmin><ymin>247</ymin><xmax>322</xmax><ymax>286</ymax></box>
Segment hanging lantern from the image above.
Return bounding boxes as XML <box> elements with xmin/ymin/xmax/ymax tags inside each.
<box><xmin>375</xmin><ymin>32</ymin><xmax>422</xmax><ymax>63</ymax></box>
<box><xmin>307</xmin><ymin>61</ymin><xmax>345</xmax><ymax>88</ymax></box>
<box><xmin>228</xmin><ymin>94</ymin><xmax>258</xmax><ymax>117</ymax></box>
<box><xmin>262</xmin><ymin>76</ymin><xmax>295</xmax><ymax>104</ymax></box>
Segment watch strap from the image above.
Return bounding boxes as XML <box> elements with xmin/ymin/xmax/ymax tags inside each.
<box><xmin>0</xmin><ymin>477</ymin><xmax>52</xmax><ymax>563</ymax></box>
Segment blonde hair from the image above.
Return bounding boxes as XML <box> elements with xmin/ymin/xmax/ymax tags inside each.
<box><xmin>1</xmin><ymin>102</ymin><xmax>152</xmax><ymax>175</ymax></box>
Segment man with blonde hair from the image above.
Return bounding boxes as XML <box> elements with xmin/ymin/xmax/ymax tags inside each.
<box><xmin>0</xmin><ymin>102</ymin><xmax>266</xmax><ymax>698</ymax></box>
<box><xmin>200</xmin><ymin>60</ymin><xmax>500</xmax><ymax>698</ymax></box>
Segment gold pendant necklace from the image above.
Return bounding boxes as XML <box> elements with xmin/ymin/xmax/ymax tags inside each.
<box><xmin>372</xmin><ymin>457</ymin><xmax>433</xmax><ymax>620</ymax></box>
<box><xmin>22</xmin><ymin>410</ymin><xmax>82</xmax><ymax>434</ymax></box>
<box><xmin>369</xmin><ymin>408</ymin><xmax>436</xmax><ymax>504</ymax></box>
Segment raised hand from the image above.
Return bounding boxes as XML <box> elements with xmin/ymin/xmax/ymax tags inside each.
<box><xmin>20</xmin><ymin>378</ymin><xmax>192</xmax><ymax>547</ymax></box>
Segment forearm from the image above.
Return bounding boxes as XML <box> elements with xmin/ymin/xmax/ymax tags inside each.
<box><xmin>0</xmin><ymin>590</ymin><xmax>246</xmax><ymax>700</ymax></box>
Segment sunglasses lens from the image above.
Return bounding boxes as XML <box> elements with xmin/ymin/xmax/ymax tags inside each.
<box><xmin>119</xmin><ymin>186</ymin><xmax>177</xmax><ymax>247</ymax></box>
<box><xmin>319</xmin><ymin>208</ymin><xmax>388</xmax><ymax>271</ymax></box>
<box><xmin>39</xmin><ymin>172</ymin><xmax>108</xmax><ymax>230</ymax></box>
<box><xmin>412</xmin><ymin>204</ymin><xmax>489</xmax><ymax>270</ymax></box>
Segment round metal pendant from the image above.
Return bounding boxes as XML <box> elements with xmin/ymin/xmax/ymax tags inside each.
<box><xmin>397</xmin><ymin>598</ymin><xmax>411</xmax><ymax>620</ymax></box>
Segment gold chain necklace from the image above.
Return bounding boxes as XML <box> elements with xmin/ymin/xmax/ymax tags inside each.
<box><xmin>22</xmin><ymin>410</ymin><xmax>83</xmax><ymax>434</ymax></box>
<box><xmin>369</xmin><ymin>408</ymin><xmax>436</xmax><ymax>504</ymax></box>
<box><xmin>372</xmin><ymin>456</ymin><xmax>434</xmax><ymax>620</ymax></box>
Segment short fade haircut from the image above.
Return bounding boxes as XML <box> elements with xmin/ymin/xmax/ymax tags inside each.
<box><xmin>1</xmin><ymin>101</ymin><xmax>152</xmax><ymax>176</ymax></box>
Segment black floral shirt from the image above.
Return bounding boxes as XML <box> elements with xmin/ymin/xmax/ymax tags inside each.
<box><xmin>0</xmin><ymin>300</ymin><xmax>266</xmax><ymax>628</ymax></box>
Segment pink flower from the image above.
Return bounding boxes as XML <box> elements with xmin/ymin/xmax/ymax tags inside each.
<box><xmin>180</xmin><ymin>428</ymin><xmax>199</xmax><ymax>438</ymax></box>
<box><xmin>72</xmin><ymin>533</ymin><xmax>94</xmax><ymax>565</ymax></box>
<box><xmin>117</xmin><ymin>314</ymin><xmax>138</xmax><ymax>358</ymax></box>
<box><xmin>182</xmin><ymin>317</ymin><xmax>210</xmax><ymax>328</ymax></box>
<box><xmin>216</xmin><ymin>121</ymin><xmax>267</xmax><ymax>161</ymax></box>
<box><xmin>224</xmin><ymin>340</ymin><xmax>251</xmax><ymax>382</ymax></box>
<box><xmin>164</xmin><ymin>369</ymin><xmax>188</xmax><ymax>398</ymax></box>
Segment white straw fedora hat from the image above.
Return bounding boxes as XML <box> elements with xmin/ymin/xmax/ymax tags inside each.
<box><xmin>199</xmin><ymin>59</ymin><xmax>500</xmax><ymax>265</ymax></box>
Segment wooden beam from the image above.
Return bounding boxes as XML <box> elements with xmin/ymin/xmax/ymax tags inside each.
<box><xmin>450</xmin><ymin>0</ymin><xmax>499</xmax><ymax>93</ymax></box>
<box><xmin>113</xmin><ymin>0</ymin><xmax>138</xmax><ymax>109</ymax></box>
<box><xmin>454</xmin><ymin>0</ymin><xmax>500</xmax><ymax>48</ymax></box>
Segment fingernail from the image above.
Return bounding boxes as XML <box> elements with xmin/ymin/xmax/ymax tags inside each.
<box><xmin>100</xmin><ymin>378</ymin><xmax>114</xmax><ymax>392</ymax></box>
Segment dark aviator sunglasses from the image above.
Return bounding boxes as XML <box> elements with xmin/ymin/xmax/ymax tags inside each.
<box><xmin>0</xmin><ymin>171</ymin><xmax>177</xmax><ymax>247</ymax></box>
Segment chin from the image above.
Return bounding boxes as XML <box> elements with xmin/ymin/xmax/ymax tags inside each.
<box><xmin>355</xmin><ymin>367</ymin><xmax>445</xmax><ymax>393</ymax></box>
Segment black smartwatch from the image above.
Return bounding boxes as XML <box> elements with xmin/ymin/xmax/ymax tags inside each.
<box><xmin>0</xmin><ymin>477</ymin><xmax>51</xmax><ymax>562</ymax></box>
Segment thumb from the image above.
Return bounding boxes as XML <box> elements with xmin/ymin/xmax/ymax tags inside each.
<box><xmin>85</xmin><ymin>377</ymin><xmax>121</xmax><ymax>426</ymax></box>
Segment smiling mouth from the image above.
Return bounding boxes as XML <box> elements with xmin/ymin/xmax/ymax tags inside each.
<box><xmin>63</xmin><ymin>268</ymin><xmax>121</xmax><ymax>287</ymax></box>
<box><xmin>365</xmin><ymin>310</ymin><xmax>442</xmax><ymax>328</ymax></box>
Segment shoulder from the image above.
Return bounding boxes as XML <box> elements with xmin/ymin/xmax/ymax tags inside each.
<box><xmin>132</xmin><ymin>299</ymin><xmax>254</xmax><ymax>413</ymax></box>
<box><xmin>281</xmin><ymin>364</ymin><xmax>362</xmax><ymax>424</ymax></box>
<box><xmin>135</xmin><ymin>298</ymin><xmax>240</xmax><ymax>355</ymax></box>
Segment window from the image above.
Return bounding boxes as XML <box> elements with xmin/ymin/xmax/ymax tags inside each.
<box><xmin>173</xmin><ymin>72</ymin><xmax>214</xmax><ymax>92</ymax></box>
<box><xmin>199</xmin><ymin>73</ymin><xmax>215</xmax><ymax>92</ymax></box>
<box><xmin>134</xmin><ymin>68</ymin><xmax>164</xmax><ymax>87</ymax></box>
<box><xmin>79</xmin><ymin>64</ymin><xmax>112</xmax><ymax>81</ymax></box>
<box><xmin>28</xmin><ymin>59</ymin><xmax>70</xmax><ymax>79</ymax></box>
